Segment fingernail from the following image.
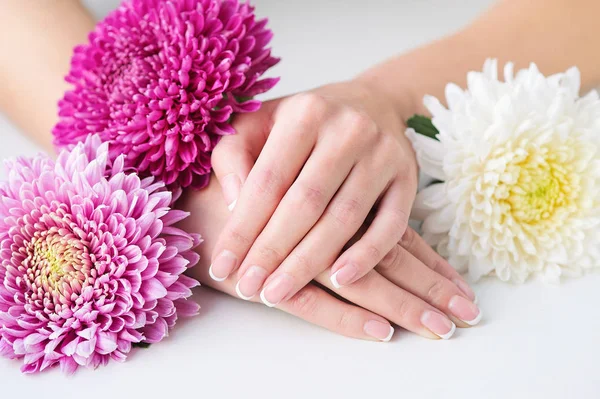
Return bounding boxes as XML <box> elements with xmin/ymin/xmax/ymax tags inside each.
<box><xmin>235</xmin><ymin>265</ymin><xmax>268</xmax><ymax>300</ymax></box>
<box><xmin>453</xmin><ymin>278</ymin><xmax>476</xmax><ymax>301</ymax></box>
<box><xmin>222</xmin><ymin>174</ymin><xmax>241</xmax><ymax>212</ymax></box>
<box><xmin>209</xmin><ymin>250</ymin><xmax>238</xmax><ymax>281</ymax></box>
<box><xmin>364</xmin><ymin>320</ymin><xmax>394</xmax><ymax>342</ymax></box>
<box><xmin>330</xmin><ymin>264</ymin><xmax>359</xmax><ymax>289</ymax></box>
<box><xmin>448</xmin><ymin>295</ymin><xmax>482</xmax><ymax>326</ymax></box>
<box><xmin>260</xmin><ymin>273</ymin><xmax>294</xmax><ymax>307</ymax></box>
<box><xmin>421</xmin><ymin>311</ymin><xmax>456</xmax><ymax>340</ymax></box>
<box><xmin>227</xmin><ymin>199</ymin><xmax>237</xmax><ymax>212</ymax></box>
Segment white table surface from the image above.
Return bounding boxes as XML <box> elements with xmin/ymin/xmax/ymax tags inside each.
<box><xmin>2</xmin><ymin>1</ymin><xmax>599</xmax><ymax>398</ymax></box>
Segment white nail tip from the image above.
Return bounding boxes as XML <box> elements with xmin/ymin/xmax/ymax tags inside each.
<box><xmin>382</xmin><ymin>326</ymin><xmax>394</xmax><ymax>342</ymax></box>
<box><xmin>208</xmin><ymin>265</ymin><xmax>227</xmax><ymax>282</ymax></box>
<box><xmin>463</xmin><ymin>310</ymin><xmax>483</xmax><ymax>326</ymax></box>
<box><xmin>259</xmin><ymin>289</ymin><xmax>276</xmax><ymax>308</ymax></box>
<box><xmin>330</xmin><ymin>271</ymin><xmax>341</xmax><ymax>289</ymax></box>
<box><xmin>235</xmin><ymin>281</ymin><xmax>253</xmax><ymax>301</ymax></box>
<box><xmin>437</xmin><ymin>322</ymin><xmax>456</xmax><ymax>340</ymax></box>
<box><xmin>227</xmin><ymin>199</ymin><xmax>237</xmax><ymax>212</ymax></box>
<box><xmin>474</xmin><ymin>295</ymin><xmax>479</xmax><ymax>305</ymax></box>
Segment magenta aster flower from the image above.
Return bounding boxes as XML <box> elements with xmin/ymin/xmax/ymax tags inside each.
<box><xmin>0</xmin><ymin>135</ymin><xmax>201</xmax><ymax>374</ymax></box>
<box><xmin>53</xmin><ymin>0</ymin><xmax>280</xmax><ymax>189</ymax></box>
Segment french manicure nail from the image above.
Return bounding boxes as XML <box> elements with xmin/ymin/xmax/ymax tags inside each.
<box><xmin>227</xmin><ymin>199</ymin><xmax>237</xmax><ymax>212</ymax></box>
<box><xmin>330</xmin><ymin>264</ymin><xmax>359</xmax><ymax>289</ymax></box>
<box><xmin>364</xmin><ymin>320</ymin><xmax>394</xmax><ymax>342</ymax></box>
<box><xmin>235</xmin><ymin>265</ymin><xmax>268</xmax><ymax>300</ymax></box>
<box><xmin>222</xmin><ymin>174</ymin><xmax>241</xmax><ymax>212</ymax></box>
<box><xmin>209</xmin><ymin>250</ymin><xmax>238</xmax><ymax>281</ymax></box>
<box><xmin>448</xmin><ymin>295</ymin><xmax>482</xmax><ymax>326</ymax></box>
<box><xmin>453</xmin><ymin>278</ymin><xmax>476</xmax><ymax>302</ymax></box>
<box><xmin>260</xmin><ymin>273</ymin><xmax>294</xmax><ymax>307</ymax></box>
<box><xmin>421</xmin><ymin>311</ymin><xmax>456</xmax><ymax>340</ymax></box>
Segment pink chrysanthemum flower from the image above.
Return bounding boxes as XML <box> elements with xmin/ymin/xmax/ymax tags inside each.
<box><xmin>53</xmin><ymin>0</ymin><xmax>280</xmax><ymax>189</ymax></box>
<box><xmin>0</xmin><ymin>135</ymin><xmax>201</xmax><ymax>374</ymax></box>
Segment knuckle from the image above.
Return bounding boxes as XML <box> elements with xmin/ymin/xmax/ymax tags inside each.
<box><xmin>425</xmin><ymin>279</ymin><xmax>448</xmax><ymax>305</ymax></box>
<box><xmin>336</xmin><ymin>309</ymin><xmax>355</xmax><ymax>333</ymax></box>
<box><xmin>380</xmin><ymin>245</ymin><xmax>409</xmax><ymax>273</ymax></box>
<box><xmin>289</xmin><ymin>287</ymin><xmax>319</xmax><ymax>317</ymax></box>
<box><xmin>379</xmin><ymin>134</ymin><xmax>402</xmax><ymax>148</ymax></box>
<box><xmin>255</xmin><ymin>244</ymin><xmax>285</xmax><ymax>265</ymax></box>
<box><xmin>295</xmin><ymin>181</ymin><xmax>327</xmax><ymax>214</ymax></box>
<box><xmin>362</xmin><ymin>242</ymin><xmax>382</xmax><ymax>262</ymax></box>
<box><xmin>429</xmin><ymin>258</ymin><xmax>449</xmax><ymax>275</ymax></box>
<box><xmin>328</xmin><ymin>198</ymin><xmax>364</xmax><ymax>228</ymax></box>
<box><xmin>211</xmin><ymin>139</ymin><xmax>226</xmax><ymax>159</ymax></box>
<box><xmin>252</xmin><ymin>167</ymin><xmax>283</xmax><ymax>197</ymax></box>
<box><xmin>381</xmin><ymin>137</ymin><xmax>403</xmax><ymax>165</ymax></box>
<box><xmin>396</xmin><ymin>160</ymin><xmax>418</xmax><ymax>188</ymax></box>
<box><xmin>392</xmin><ymin>210</ymin><xmax>410</xmax><ymax>234</ymax></box>
<box><xmin>289</xmin><ymin>251</ymin><xmax>315</xmax><ymax>278</ymax></box>
<box><xmin>337</xmin><ymin>111</ymin><xmax>378</xmax><ymax>150</ymax></box>
<box><xmin>226</xmin><ymin>226</ymin><xmax>253</xmax><ymax>247</ymax></box>
<box><xmin>210</xmin><ymin>141</ymin><xmax>234</xmax><ymax>171</ymax></box>
<box><xmin>380</xmin><ymin>208</ymin><xmax>409</xmax><ymax>239</ymax></box>
<box><xmin>400</xmin><ymin>227</ymin><xmax>417</xmax><ymax>251</ymax></box>
<box><xmin>342</xmin><ymin>109</ymin><xmax>377</xmax><ymax>135</ymax></box>
<box><xmin>379</xmin><ymin>245</ymin><xmax>400</xmax><ymax>269</ymax></box>
<box><xmin>391</xmin><ymin>297</ymin><xmax>413</xmax><ymax>321</ymax></box>
<box><xmin>381</xmin><ymin>133</ymin><xmax>401</xmax><ymax>151</ymax></box>
<box><xmin>288</xmin><ymin>93</ymin><xmax>327</xmax><ymax>121</ymax></box>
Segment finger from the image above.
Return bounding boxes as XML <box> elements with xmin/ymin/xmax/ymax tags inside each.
<box><xmin>258</xmin><ymin>161</ymin><xmax>391</xmax><ymax>306</ymax></box>
<box><xmin>315</xmin><ymin>270</ymin><xmax>456</xmax><ymax>340</ymax></box>
<box><xmin>211</xmin><ymin>100</ymin><xmax>279</xmax><ymax>209</ymax></box>
<box><xmin>329</xmin><ymin>178</ymin><xmax>412</xmax><ymax>288</ymax></box>
<box><xmin>399</xmin><ymin>227</ymin><xmax>477</xmax><ymax>302</ymax></box>
<box><xmin>211</xmin><ymin>136</ymin><xmax>256</xmax><ymax>211</ymax></box>
<box><xmin>234</xmin><ymin>111</ymin><xmax>371</xmax><ymax>301</ymax></box>
<box><xmin>278</xmin><ymin>285</ymin><xmax>395</xmax><ymax>341</ymax></box>
<box><xmin>377</xmin><ymin>244</ymin><xmax>482</xmax><ymax>328</ymax></box>
<box><xmin>209</xmin><ymin>94</ymin><xmax>325</xmax><ymax>281</ymax></box>
<box><xmin>195</xmin><ymin>265</ymin><xmax>394</xmax><ymax>342</ymax></box>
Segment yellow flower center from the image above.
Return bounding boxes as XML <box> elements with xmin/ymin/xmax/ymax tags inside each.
<box><xmin>506</xmin><ymin>149</ymin><xmax>576</xmax><ymax>224</ymax></box>
<box><xmin>475</xmin><ymin>136</ymin><xmax>585</xmax><ymax>235</ymax></box>
<box><xmin>43</xmin><ymin>246</ymin><xmax>68</xmax><ymax>280</ymax></box>
<box><xmin>22</xmin><ymin>226</ymin><xmax>92</xmax><ymax>303</ymax></box>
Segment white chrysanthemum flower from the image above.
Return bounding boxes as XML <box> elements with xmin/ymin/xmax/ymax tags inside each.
<box><xmin>407</xmin><ymin>59</ymin><xmax>600</xmax><ymax>283</ymax></box>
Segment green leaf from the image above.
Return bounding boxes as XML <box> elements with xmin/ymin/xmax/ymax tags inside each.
<box><xmin>132</xmin><ymin>342</ymin><xmax>152</xmax><ymax>349</ymax></box>
<box><xmin>406</xmin><ymin>114</ymin><xmax>439</xmax><ymax>140</ymax></box>
<box><xmin>234</xmin><ymin>95</ymin><xmax>254</xmax><ymax>103</ymax></box>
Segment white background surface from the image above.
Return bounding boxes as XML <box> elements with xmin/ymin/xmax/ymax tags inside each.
<box><xmin>1</xmin><ymin>0</ymin><xmax>600</xmax><ymax>398</ymax></box>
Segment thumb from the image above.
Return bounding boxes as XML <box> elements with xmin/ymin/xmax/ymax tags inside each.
<box><xmin>211</xmin><ymin>99</ymin><xmax>279</xmax><ymax>211</ymax></box>
<box><xmin>211</xmin><ymin>134</ymin><xmax>255</xmax><ymax>211</ymax></box>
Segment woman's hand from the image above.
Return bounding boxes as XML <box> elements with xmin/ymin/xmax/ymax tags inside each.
<box><xmin>178</xmin><ymin>176</ymin><xmax>481</xmax><ymax>341</ymax></box>
<box><xmin>209</xmin><ymin>80</ymin><xmax>421</xmax><ymax>306</ymax></box>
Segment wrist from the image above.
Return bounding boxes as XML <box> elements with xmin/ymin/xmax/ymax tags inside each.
<box><xmin>347</xmin><ymin>74</ymin><xmax>420</xmax><ymax>177</ymax></box>
<box><xmin>354</xmin><ymin>65</ymin><xmax>422</xmax><ymax>124</ymax></box>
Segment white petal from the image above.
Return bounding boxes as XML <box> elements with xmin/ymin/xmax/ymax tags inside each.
<box><xmin>482</xmin><ymin>58</ymin><xmax>498</xmax><ymax>80</ymax></box>
<box><xmin>445</xmin><ymin>83</ymin><xmax>465</xmax><ymax>111</ymax></box>
<box><xmin>467</xmin><ymin>255</ymin><xmax>495</xmax><ymax>281</ymax></box>
<box><xmin>503</xmin><ymin>62</ymin><xmax>514</xmax><ymax>83</ymax></box>
<box><xmin>541</xmin><ymin>264</ymin><xmax>562</xmax><ymax>284</ymax></box>
<box><xmin>423</xmin><ymin>95</ymin><xmax>453</xmax><ymax>135</ymax></box>
<box><xmin>422</xmin><ymin>205</ymin><xmax>455</xmax><ymax>235</ymax></box>
<box><xmin>412</xmin><ymin>183</ymin><xmax>449</xmax><ymax>220</ymax></box>
<box><xmin>561</xmin><ymin>66</ymin><xmax>581</xmax><ymax>95</ymax></box>
<box><xmin>405</xmin><ymin>129</ymin><xmax>445</xmax><ymax>180</ymax></box>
